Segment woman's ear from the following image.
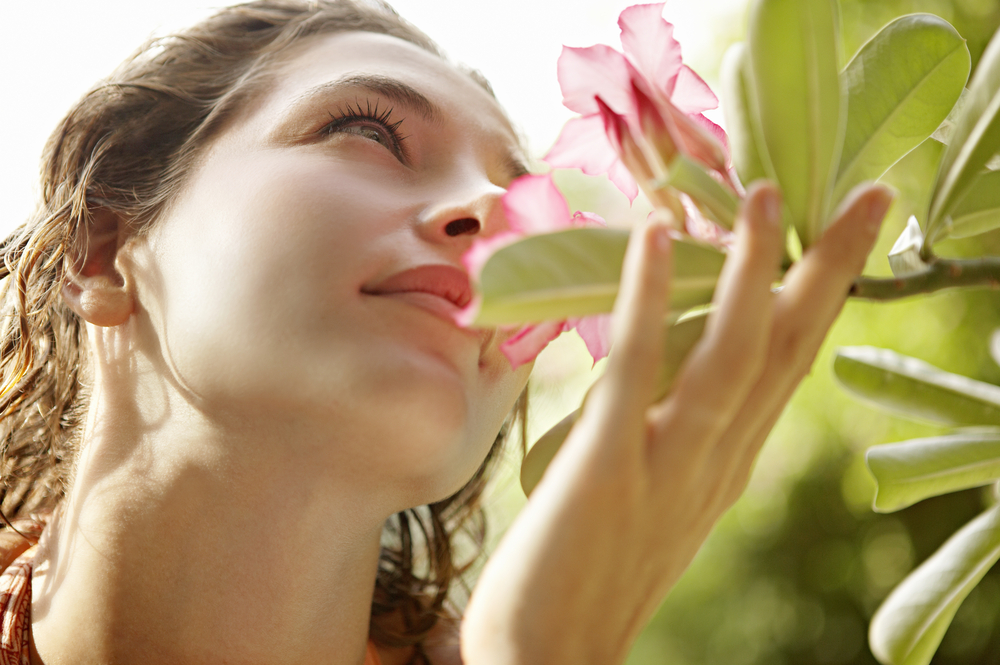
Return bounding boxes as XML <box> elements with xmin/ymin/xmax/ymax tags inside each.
<box><xmin>61</xmin><ymin>208</ymin><xmax>135</xmax><ymax>327</ymax></box>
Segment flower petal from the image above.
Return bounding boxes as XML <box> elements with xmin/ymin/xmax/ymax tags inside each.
<box><xmin>618</xmin><ymin>3</ymin><xmax>683</xmax><ymax>97</ymax></box>
<box><xmin>679</xmin><ymin>195</ymin><xmax>732</xmax><ymax>248</ymax></box>
<box><xmin>570</xmin><ymin>210</ymin><xmax>607</xmax><ymax>228</ymax></box>
<box><xmin>502</xmin><ymin>174</ymin><xmax>573</xmax><ymax>234</ymax></box>
<box><xmin>606</xmin><ymin>158</ymin><xmax>640</xmax><ymax>202</ymax></box>
<box><xmin>633</xmin><ymin>79</ymin><xmax>680</xmax><ymax>168</ymax></box>
<box><xmin>500</xmin><ymin>321</ymin><xmax>568</xmax><ymax>368</ymax></box>
<box><xmin>546</xmin><ymin>114</ymin><xmax>640</xmax><ymax>202</ymax></box>
<box><xmin>557</xmin><ymin>44</ymin><xmax>640</xmax><ymax>116</ymax></box>
<box><xmin>660</xmin><ymin>100</ymin><xmax>730</xmax><ymax>175</ymax></box>
<box><xmin>569</xmin><ymin>314</ymin><xmax>613</xmax><ymax>363</ymax></box>
<box><xmin>692</xmin><ymin>113</ymin><xmax>728</xmax><ymax>146</ymax></box>
<box><xmin>595</xmin><ymin>96</ymin><xmax>648</xmax><ymax>203</ymax></box>
<box><xmin>691</xmin><ymin>113</ymin><xmax>732</xmax><ymax>168</ymax></box>
<box><xmin>545</xmin><ymin>115</ymin><xmax>619</xmax><ymax>174</ymax></box>
<box><xmin>671</xmin><ymin>65</ymin><xmax>719</xmax><ymax>114</ymax></box>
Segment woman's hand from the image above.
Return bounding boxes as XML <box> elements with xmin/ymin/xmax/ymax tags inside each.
<box><xmin>461</xmin><ymin>181</ymin><xmax>894</xmax><ymax>665</ymax></box>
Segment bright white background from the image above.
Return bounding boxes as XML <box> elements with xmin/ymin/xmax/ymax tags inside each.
<box><xmin>1</xmin><ymin>0</ymin><xmax>748</xmax><ymax>236</ymax></box>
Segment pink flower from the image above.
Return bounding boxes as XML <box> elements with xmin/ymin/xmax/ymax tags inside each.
<box><xmin>457</xmin><ymin>174</ymin><xmax>613</xmax><ymax>369</ymax></box>
<box><xmin>545</xmin><ymin>3</ymin><xmax>728</xmax><ymax>202</ymax></box>
<box><xmin>595</xmin><ymin>89</ymin><xmax>734</xmax><ymax>245</ymax></box>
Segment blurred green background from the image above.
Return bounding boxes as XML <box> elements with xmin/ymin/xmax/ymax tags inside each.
<box><xmin>482</xmin><ymin>1</ymin><xmax>1000</xmax><ymax>663</ymax></box>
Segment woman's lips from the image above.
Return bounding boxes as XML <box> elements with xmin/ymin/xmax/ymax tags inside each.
<box><xmin>362</xmin><ymin>264</ymin><xmax>473</xmax><ymax>323</ymax></box>
<box><xmin>374</xmin><ymin>290</ymin><xmax>461</xmax><ymax>320</ymax></box>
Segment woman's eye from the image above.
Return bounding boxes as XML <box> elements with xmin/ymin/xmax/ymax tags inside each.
<box><xmin>337</xmin><ymin>123</ymin><xmax>392</xmax><ymax>149</ymax></box>
<box><xmin>322</xmin><ymin>103</ymin><xmax>406</xmax><ymax>161</ymax></box>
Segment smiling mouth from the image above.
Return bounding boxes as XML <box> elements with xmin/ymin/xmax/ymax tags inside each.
<box><xmin>378</xmin><ymin>291</ymin><xmax>467</xmax><ymax>322</ymax></box>
<box><xmin>361</xmin><ymin>264</ymin><xmax>473</xmax><ymax>323</ymax></box>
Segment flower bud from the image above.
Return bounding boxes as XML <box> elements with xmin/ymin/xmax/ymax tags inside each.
<box><xmin>596</xmin><ymin>96</ymin><xmax>653</xmax><ymax>182</ymax></box>
<box><xmin>595</xmin><ymin>95</ymin><xmax>686</xmax><ymax>228</ymax></box>
<box><xmin>654</xmin><ymin>91</ymin><xmax>730</xmax><ymax>180</ymax></box>
<box><xmin>631</xmin><ymin>79</ymin><xmax>679</xmax><ymax>173</ymax></box>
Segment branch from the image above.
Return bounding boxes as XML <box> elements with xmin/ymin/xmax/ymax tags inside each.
<box><xmin>850</xmin><ymin>257</ymin><xmax>1000</xmax><ymax>301</ymax></box>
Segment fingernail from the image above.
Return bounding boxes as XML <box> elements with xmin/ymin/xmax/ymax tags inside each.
<box><xmin>760</xmin><ymin>186</ymin><xmax>782</xmax><ymax>228</ymax></box>
<box><xmin>867</xmin><ymin>188</ymin><xmax>894</xmax><ymax>233</ymax></box>
<box><xmin>651</xmin><ymin>222</ymin><xmax>671</xmax><ymax>253</ymax></box>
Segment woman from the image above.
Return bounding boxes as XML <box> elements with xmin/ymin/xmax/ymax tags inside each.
<box><xmin>0</xmin><ymin>1</ymin><xmax>893</xmax><ymax>663</ymax></box>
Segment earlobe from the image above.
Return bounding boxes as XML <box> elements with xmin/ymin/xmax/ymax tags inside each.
<box><xmin>61</xmin><ymin>208</ymin><xmax>135</xmax><ymax>327</ymax></box>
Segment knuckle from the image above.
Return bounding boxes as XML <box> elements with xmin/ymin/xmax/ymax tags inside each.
<box><xmin>614</xmin><ymin>333</ymin><xmax>658</xmax><ymax>373</ymax></box>
<box><xmin>708</xmin><ymin>330</ymin><xmax>768</xmax><ymax>384</ymax></box>
<box><xmin>771</xmin><ymin>326</ymin><xmax>815</xmax><ymax>371</ymax></box>
<box><xmin>818</xmin><ymin>225</ymin><xmax>874</xmax><ymax>275</ymax></box>
<box><xmin>672</xmin><ymin>398</ymin><xmax>726</xmax><ymax>437</ymax></box>
<box><xmin>639</xmin><ymin>260</ymin><xmax>670</xmax><ymax>299</ymax></box>
<box><xmin>747</xmin><ymin>228</ymin><xmax>784</xmax><ymax>266</ymax></box>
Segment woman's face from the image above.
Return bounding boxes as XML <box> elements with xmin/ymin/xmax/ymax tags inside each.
<box><xmin>125</xmin><ymin>31</ymin><xmax>532</xmax><ymax>504</ymax></box>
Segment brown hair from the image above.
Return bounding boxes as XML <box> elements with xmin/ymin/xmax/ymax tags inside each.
<box><xmin>0</xmin><ymin>1</ymin><xmax>523</xmax><ymax>661</ymax></box>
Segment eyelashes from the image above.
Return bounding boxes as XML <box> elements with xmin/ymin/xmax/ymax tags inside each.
<box><xmin>322</xmin><ymin>99</ymin><xmax>408</xmax><ymax>160</ymax></box>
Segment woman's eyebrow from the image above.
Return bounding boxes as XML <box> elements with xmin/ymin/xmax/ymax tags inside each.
<box><xmin>504</xmin><ymin>153</ymin><xmax>531</xmax><ymax>182</ymax></box>
<box><xmin>289</xmin><ymin>73</ymin><xmax>528</xmax><ymax>180</ymax></box>
<box><xmin>291</xmin><ymin>74</ymin><xmax>438</xmax><ymax>122</ymax></box>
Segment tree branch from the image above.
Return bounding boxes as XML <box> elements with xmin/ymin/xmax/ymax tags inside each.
<box><xmin>850</xmin><ymin>257</ymin><xmax>1000</xmax><ymax>301</ymax></box>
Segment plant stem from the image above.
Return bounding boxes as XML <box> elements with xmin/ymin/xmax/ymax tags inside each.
<box><xmin>850</xmin><ymin>257</ymin><xmax>1000</xmax><ymax>301</ymax></box>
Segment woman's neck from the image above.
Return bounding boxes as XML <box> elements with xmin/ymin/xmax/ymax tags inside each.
<box><xmin>29</xmin><ymin>365</ymin><xmax>391</xmax><ymax>665</ymax></box>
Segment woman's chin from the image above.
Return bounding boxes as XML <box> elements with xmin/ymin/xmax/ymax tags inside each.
<box><xmin>360</xmin><ymin>406</ymin><xmax>497</xmax><ymax>508</ymax></box>
<box><xmin>389</xmin><ymin>449</ymin><xmax>492</xmax><ymax>510</ymax></box>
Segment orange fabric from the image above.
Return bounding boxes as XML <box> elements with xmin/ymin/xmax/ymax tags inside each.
<box><xmin>365</xmin><ymin>639</ymin><xmax>383</xmax><ymax>665</ymax></box>
<box><xmin>0</xmin><ymin>546</ymin><xmax>35</xmax><ymax>665</ymax></box>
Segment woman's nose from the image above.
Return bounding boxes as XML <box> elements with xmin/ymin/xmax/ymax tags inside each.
<box><xmin>417</xmin><ymin>179</ymin><xmax>509</xmax><ymax>244</ymax></box>
<box><xmin>443</xmin><ymin>217</ymin><xmax>481</xmax><ymax>237</ymax></box>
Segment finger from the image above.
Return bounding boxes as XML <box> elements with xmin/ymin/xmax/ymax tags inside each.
<box><xmin>649</xmin><ymin>182</ymin><xmax>784</xmax><ymax>444</ymax></box>
<box><xmin>769</xmin><ymin>182</ymin><xmax>894</xmax><ymax>373</ymax></box>
<box><xmin>593</xmin><ymin>219</ymin><xmax>673</xmax><ymax>425</ymax></box>
<box><xmin>712</xmin><ymin>183</ymin><xmax>894</xmax><ymax>477</ymax></box>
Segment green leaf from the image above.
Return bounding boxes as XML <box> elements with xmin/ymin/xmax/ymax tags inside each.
<box><xmin>931</xmin><ymin>88</ymin><xmax>971</xmax><ymax>146</ymax></box>
<box><xmin>881</xmin><ymin>138</ymin><xmax>945</xmax><ymax>235</ymax></box>
<box><xmin>944</xmin><ymin>169</ymin><xmax>1000</xmax><ymax>238</ymax></box>
<box><xmin>869</xmin><ymin>504</ymin><xmax>1000</xmax><ymax>665</ymax></box>
<box><xmin>833</xmin><ymin>14</ymin><xmax>970</xmax><ymax>206</ymax></box>
<box><xmin>521</xmin><ymin>313</ymin><xmax>709</xmax><ymax>496</ymax></box>
<box><xmin>834</xmin><ymin>346</ymin><xmax>1000</xmax><ymax>427</ymax></box>
<box><xmin>748</xmin><ymin>0</ymin><xmax>844</xmax><ymax>247</ymax></box>
<box><xmin>721</xmin><ymin>42</ymin><xmax>770</xmax><ymax>189</ymax></box>
<box><xmin>928</xmin><ymin>27</ymin><xmax>1000</xmax><ymax>242</ymax></box>
<box><xmin>658</xmin><ymin>154</ymin><xmax>740</xmax><ymax>229</ymax></box>
<box><xmin>520</xmin><ymin>409</ymin><xmax>577</xmax><ymax>498</ymax></box>
<box><xmin>867</xmin><ymin>431</ymin><xmax>1000</xmax><ymax>512</ymax></box>
<box><xmin>473</xmin><ymin>228</ymin><xmax>725</xmax><ymax>326</ymax></box>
